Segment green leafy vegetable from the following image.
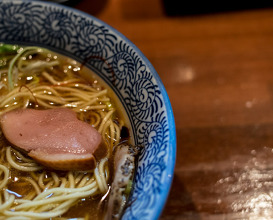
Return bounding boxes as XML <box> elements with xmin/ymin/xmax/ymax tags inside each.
<box><xmin>0</xmin><ymin>44</ymin><xmax>20</xmax><ymax>69</ymax></box>
<box><xmin>0</xmin><ymin>44</ymin><xmax>19</xmax><ymax>54</ymax></box>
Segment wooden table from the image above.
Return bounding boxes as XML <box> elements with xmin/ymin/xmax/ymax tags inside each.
<box><xmin>74</xmin><ymin>1</ymin><xmax>273</xmax><ymax>219</ymax></box>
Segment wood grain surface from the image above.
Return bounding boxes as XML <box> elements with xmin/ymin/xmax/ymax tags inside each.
<box><xmin>74</xmin><ymin>1</ymin><xmax>273</xmax><ymax>219</ymax></box>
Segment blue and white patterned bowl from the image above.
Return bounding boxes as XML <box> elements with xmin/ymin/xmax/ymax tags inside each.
<box><xmin>0</xmin><ymin>0</ymin><xmax>176</xmax><ymax>219</ymax></box>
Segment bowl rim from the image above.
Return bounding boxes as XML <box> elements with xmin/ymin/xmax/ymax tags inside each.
<box><xmin>0</xmin><ymin>0</ymin><xmax>177</xmax><ymax>219</ymax></box>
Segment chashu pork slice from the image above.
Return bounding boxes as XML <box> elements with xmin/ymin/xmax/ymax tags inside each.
<box><xmin>0</xmin><ymin>108</ymin><xmax>102</xmax><ymax>171</ymax></box>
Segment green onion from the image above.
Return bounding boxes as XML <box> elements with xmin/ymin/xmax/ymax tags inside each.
<box><xmin>0</xmin><ymin>44</ymin><xmax>19</xmax><ymax>54</ymax></box>
<box><xmin>0</xmin><ymin>44</ymin><xmax>20</xmax><ymax>69</ymax></box>
<box><xmin>105</xmin><ymin>101</ymin><xmax>113</xmax><ymax>110</ymax></box>
<box><xmin>124</xmin><ymin>180</ymin><xmax>133</xmax><ymax>195</ymax></box>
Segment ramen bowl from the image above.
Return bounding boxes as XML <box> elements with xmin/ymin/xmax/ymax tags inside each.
<box><xmin>0</xmin><ymin>0</ymin><xmax>176</xmax><ymax>219</ymax></box>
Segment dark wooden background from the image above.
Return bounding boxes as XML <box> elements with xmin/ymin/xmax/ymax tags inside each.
<box><xmin>73</xmin><ymin>0</ymin><xmax>273</xmax><ymax>219</ymax></box>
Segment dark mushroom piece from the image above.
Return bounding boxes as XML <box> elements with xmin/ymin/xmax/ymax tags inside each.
<box><xmin>105</xmin><ymin>144</ymin><xmax>141</xmax><ymax>220</ymax></box>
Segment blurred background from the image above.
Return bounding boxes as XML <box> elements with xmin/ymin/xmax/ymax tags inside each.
<box><xmin>59</xmin><ymin>0</ymin><xmax>273</xmax><ymax>16</ymax></box>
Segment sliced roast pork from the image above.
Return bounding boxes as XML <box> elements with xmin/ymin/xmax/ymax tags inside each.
<box><xmin>0</xmin><ymin>108</ymin><xmax>102</xmax><ymax>171</ymax></box>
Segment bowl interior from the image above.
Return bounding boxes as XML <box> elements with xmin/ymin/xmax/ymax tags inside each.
<box><xmin>0</xmin><ymin>1</ymin><xmax>176</xmax><ymax>219</ymax></box>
